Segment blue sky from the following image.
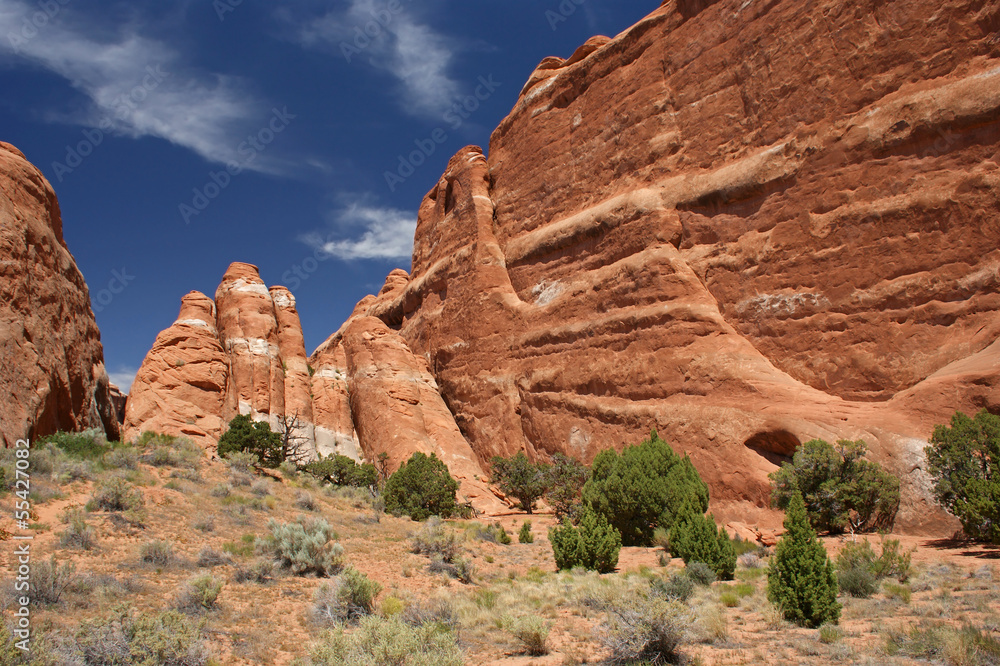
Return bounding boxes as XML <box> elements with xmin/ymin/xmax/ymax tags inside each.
<box><xmin>0</xmin><ymin>0</ymin><xmax>652</xmax><ymax>391</ymax></box>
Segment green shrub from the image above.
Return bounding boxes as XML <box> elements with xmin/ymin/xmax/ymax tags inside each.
<box><xmin>475</xmin><ymin>522</ymin><xmax>511</xmax><ymax>545</ymax></box>
<box><xmin>88</xmin><ymin>475</ymin><xmax>145</xmax><ymax>514</ymax></box>
<box><xmin>490</xmin><ymin>452</ymin><xmax>550</xmax><ymax>514</ymax></box>
<box><xmin>583</xmin><ymin>431</ymin><xmax>708</xmax><ymax>546</ymax></box>
<box><xmin>384</xmin><ymin>452</ymin><xmax>458</xmax><ymax>521</ymax></box>
<box><xmin>837</xmin><ymin>564</ymin><xmax>877</xmax><ymax>598</ymax></box>
<box><xmin>31</xmin><ymin>556</ymin><xmax>76</xmax><ymax>605</ymax></box>
<box><xmin>296</xmin><ymin>491</ymin><xmax>317</xmax><ymax>511</ymax></box>
<box><xmin>196</xmin><ymin>546</ymin><xmax>229</xmax><ymax>568</ymax></box>
<box><xmin>883</xmin><ymin>581</ymin><xmax>912</xmax><ymax>604</ymax></box>
<box><xmin>684</xmin><ymin>561</ymin><xmax>717</xmax><ymax>586</ymax></box>
<box><xmin>305</xmin><ymin>454</ymin><xmax>378</xmax><ymax>489</ymax></box>
<box><xmin>925</xmin><ymin>409</ymin><xmax>1000</xmax><ymax>544</ymax></box>
<box><xmin>268</xmin><ymin>518</ymin><xmax>344</xmax><ymax>576</ymax></box>
<box><xmin>884</xmin><ymin>621</ymin><xmax>1000</xmax><ymax>663</ymax></box>
<box><xmin>310</xmin><ymin>615</ymin><xmax>463</xmax><ymax>666</ymax></box>
<box><xmin>767</xmin><ymin>492</ymin><xmax>841</xmax><ymax>627</ymax></box>
<box><xmin>38</xmin><ymin>429</ymin><xmax>110</xmax><ymax>460</ymax></box>
<box><xmin>502</xmin><ymin>615</ymin><xmax>550</xmax><ymax>656</ymax></box>
<box><xmin>217</xmin><ymin>414</ymin><xmax>284</xmax><ymax>468</ymax></box>
<box><xmin>544</xmin><ymin>453</ymin><xmax>589</xmax><ymax>520</ymax></box>
<box><xmin>58</xmin><ymin>509</ymin><xmax>97</xmax><ymax>550</ymax></box>
<box><xmin>819</xmin><ymin>625</ymin><xmax>843</xmax><ymax>644</ymax></box>
<box><xmin>313</xmin><ymin>567</ymin><xmax>383</xmax><ymax>625</ymax></box>
<box><xmin>601</xmin><ymin>594</ymin><xmax>691</xmax><ymax>665</ymax></box>
<box><xmin>140</xmin><ymin>540</ymin><xmax>174</xmax><ymax>567</ymax></box>
<box><xmin>652</xmin><ymin>572</ymin><xmax>695</xmax><ymax>602</ymax></box>
<box><xmin>175</xmin><ymin>574</ymin><xmax>223</xmax><ymax>613</ymax></box>
<box><xmin>668</xmin><ymin>498</ymin><xmax>736</xmax><ymax>580</ymax></box>
<box><xmin>411</xmin><ymin>517</ymin><xmax>460</xmax><ymax>562</ymax></box>
<box><xmin>770</xmin><ymin>438</ymin><xmax>900</xmax><ymax>534</ymax></box>
<box><xmin>232</xmin><ymin>559</ymin><xmax>273</xmax><ymax>584</ymax></box>
<box><xmin>104</xmin><ymin>446</ymin><xmax>140</xmax><ymax>470</ymax></box>
<box><xmin>72</xmin><ymin>604</ymin><xmax>211</xmax><ymax>665</ymax></box>
<box><xmin>225</xmin><ymin>451</ymin><xmax>258</xmax><ymax>474</ymax></box>
<box><xmin>548</xmin><ymin>508</ymin><xmax>621</xmax><ymax>573</ymax></box>
<box><xmin>518</xmin><ymin>521</ymin><xmax>534</xmax><ymax>544</ymax></box>
<box><xmin>836</xmin><ymin>537</ymin><xmax>912</xmax><ymax>597</ymax></box>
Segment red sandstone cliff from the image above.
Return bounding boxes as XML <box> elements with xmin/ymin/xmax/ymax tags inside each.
<box><xmin>0</xmin><ymin>142</ymin><xmax>120</xmax><ymax>446</ymax></box>
<box><xmin>337</xmin><ymin>0</ymin><xmax>1000</xmax><ymax>530</ymax></box>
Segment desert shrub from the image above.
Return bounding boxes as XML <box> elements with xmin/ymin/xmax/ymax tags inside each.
<box><xmin>771</xmin><ymin>438</ymin><xmax>900</xmax><ymax>534</ymax></box>
<box><xmin>104</xmin><ymin>446</ymin><xmax>140</xmax><ymax>470</ymax></box>
<box><xmin>249</xmin><ymin>479</ymin><xmax>270</xmax><ymax>497</ymax></box>
<box><xmin>685</xmin><ymin>561</ymin><xmax>717</xmax><ymax>586</ymax></box>
<box><xmin>668</xmin><ymin>498</ymin><xmax>736</xmax><ymax>580</ymax></box>
<box><xmin>384</xmin><ymin>452</ymin><xmax>458</xmax><ymax>521</ymax></box>
<box><xmin>140</xmin><ymin>540</ymin><xmax>174</xmax><ymax>567</ymax></box>
<box><xmin>885</xmin><ymin>621</ymin><xmax>1000</xmax><ymax>663</ymax></box>
<box><xmin>72</xmin><ymin>603</ymin><xmax>211</xmax><ymax>665</ymax></box>
<box><xmin>88</xmin><ymin>475</ymin><xmax>145</xmax><ymax>514</ymax></box>
<box><xmin>652</xmin><ymin>527</ymin><xmax>671</xmax><ymax>552</ymax></box>
<box><xmin>503</xmin><ymin>615</ymin><xmax>550</xmax><ymax>656</ymax></box>
<box><xmin>38</xmin><ymin>429</ymin><xmax>110</xmax><ymax>460</ymax></box>
<box><xmin>400</xmin><ymin>599</ymin><xmax>459</xmax><ymax>631</ymax></box>
<box><xmin>652</xmin><ymin>572</ymin><xmax>695</xmax><ymax>602</ymax></box>
<box><xmin>210</xmin><ymin>483</ymin><xmax>231</xmax><ymax>498</ymax></box>
<box><xmin>819</xmin><ymin>625</ymin><xmax>843</xmax><ymax>644</ymax></box>
<box><xmin>475</xmin><ymin>522</ymin><xmax>511</xmax><ymax>545</ymax></box>
<box><xmin>601</xmin><ymin>594</ymin><xmax>691</xmax><ymax>665</ymax></box>
<box><xmin>196</xmin><ymin>546</ymin><xmax>230</xmax><ymax>568</ymax></box>
<box><xmin>225</xmin><ymin>451</ymin><xmax>258</xmax><ymax>474</ymax></box>
<box><xmin>583</xmin><ymin>431</ymin><xmax>709</xmax><ymax>546</ymax></box>
<box><xmin>491</xmin><ymin>452</ymin><xmax>550</xmax><ymax>514</ymax></box>
<box><xmin>268</xmin><ymin>518</ymin><xmax>344</xmax><ymax>576</ymax></box>
<box><xmin>518</xmin><ymin>520</ymin><xmax>534</xmax><ymax>544</ymax></box>
<box><xmin>738</xmin><ymin>552</ymin><xmax>764</xmax><ymax>570</ymax></box>
<box><xmin>313</xmin><ymin>567</ymin><xmax>383</xmax><ymax>625</ymax></box>
<box><xmin>836</xmin><ymin>537</ymin><xmax>912</xmax><ymax>598</ymax></box>
<box><xmin>549</xmin><ymin>507</ymin><xmax>621</xmax><ymax>573</ymax></box>
<box><xmin>296</xmin><ymin>491</ymin><xmax>317</xmax><ymax>511</ymax></box>
<box><xmin>411</xmin><ymin>517</ymin><xmax>460</xmax><ymax>562</ymax></box>
<box><xmin>31</xmin><ymin>556</ymin><xmax>76</xmax><ymax>605</ymax></box>
<box><xmin>217</xmin><ymin>414</ymin><xmax>284</xmax><ymax>468</ymax></box>
<box><xmin>175</xmin><ymin>574</ymin><xmax>222</xmax><ymax>613</ymax></box>
<box><xmin>309</xmin><ymin>615</ymin><xmax>463</xmax><ymax>666</ymax></box>
<box><xmin>58</xmin><ymin>509</ymin><xmax>97</xmax><ymax>550</ymax></box>
<box><xmin>925</xmin><ymin>409</ymin><xmax>1000</xmax><ymax>544</ymax></box>
<box><xmin>232</xmin><ymin>559</ymin><xmax>274</xmax><ymax>584</ymax></box>
<box><xmin>883</xmin><ymin>581</ymin><xmax>912</xmax><ymax>604</ymax></box>
<box><xmin>767</xmin><ymin>492</ymin><xmax>841</xmax><ymax>627</ymax></box>
<box><xmin>544</xmin><ymin>453</ymin><xmax>589</xmax><ymax>520</ymax></box>
<box><xmin>305</xmin><ymin>454</ymin><xmax>378</xmax><ymax>489</ymax></box>
<box><xmin>837</xmin><ymin>565</ymin><xmax>877</xmax><ymax>598</ymax></box>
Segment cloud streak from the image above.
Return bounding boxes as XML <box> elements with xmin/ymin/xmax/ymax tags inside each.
<box><xmin>303</xmin><ymin>197</ymin><xmax>416</xmax><ymax>261</ymax></box>
<box><xmin>289</xmin><ymin>0</ymin><xmax>459</xmax><ymax>118</ymax></box>
<box><xmin>0</xmin><ymin>0</ymin><xmax>275</xmax><ymax>171</ymax></box>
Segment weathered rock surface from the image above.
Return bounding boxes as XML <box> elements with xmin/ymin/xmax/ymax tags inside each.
<box><xmin>341</xmin><ymin>0</ymin><xmax>1000</xmax><ymax>531</ymax></box>
<box><xmin>341</xmin><ymin>315</ymin><xmax>504</xmax><ymax>512</ymax></box>
<box><xmin>0</xmin><ymin>142</ymin><xmax>120</xmax><ymax>446</ymax></box>
<box><xmin>122</xmin><ymin>292</ymin><xmax>232</xmax><ymax>447</ymax></box>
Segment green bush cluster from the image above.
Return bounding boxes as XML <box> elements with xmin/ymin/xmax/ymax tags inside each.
<box><xmin>767</xmin><ymin>492</ymin><xmax>841</xmax><ymax>627</ymax></box>
<box><xmin>490</xmin><ymin>451</ymin><xmax>549</xmax><ymax>514</ymax></box>
<box><xmin>518</xmin><ymin>521</ymin><xmax>534</xmax><ymax>544</ymax></box>
<box><xmin>925</xmin><ymin>409</ymin><xmax>1000</xmax><ymax>544</ymax></box>
<box><xmin>582</xmin><ymin>431</ymin><xmax>708</xmax><ymax>547</ymax></box>
<box><xmin>668</xmin><ymin>497</ymin><xmax>736</xmax><ymax>581</ymax></box>
<box><xmin>217</xmin><ymin>414</ymin><xmax>284</xmax><ymax>468</ymax></box>
<box><xmin>310</xmin><ymin>615</ymin><xmax>463</xmax><ymax>666</ymax></box>
<box><xmin>305</xmin><ymin>454</ymin><xmax>378</xmax><ymax>489</ymax></box>
<box><xmin>410</xmin><ymin>517</ymin><xmax>460</xmax><ymax>563</ymax></box>
<box><xmin>548</xmin><ymin>508</ymin><xmax>621</xmax><ymax>573</ymax></box>
<box><xmin>73</xmin><ymin>604</ymin><xmax>210</xmax><ymax>665</ymax></box>
<box><xmin>384</xmin><ymin>452</ymin><xmax>458</xmax><ymax>521</ymax></box>
<box><xmin>770</xmin><ymin>438</ymin><xmax>900</xmax><ymax>534</ymax></box>
<box><xmin>175</xmin><ymin>574</ymin><xmax>223</xmax><ymax>613</ymax></box>
<box><xmin>268</xmin><ymin>517</ymin><xmax>344</xmax><ymax>576</ymax></box>
<box><xmin>313</xmin><ymin>566</ymin><xmax>383</xmax><ymax>624</ymax></box>
<box><xmin>835</xmin><ymin>537</ymin><xmax>912</xmax><ymax>597</ymax></box>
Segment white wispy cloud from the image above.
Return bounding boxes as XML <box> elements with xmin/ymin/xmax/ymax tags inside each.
<box><xmin>108</xmin><ymin>367</ymin><xmax>137</xmax><ymax>394</ymax></box>
<box><xmin>303</xmin><ymin>196</ymin><xmax>416</xmax><ymax>260</ymax></box>
<box><xmin>289</xmin><ymin>0</ymin><xmax>459</xmax><ymax>118</ymax></box>
<box><xmin>0</xmin><ymin>0</ymin><xmax>272</xmax><ymax>171</ymax></box>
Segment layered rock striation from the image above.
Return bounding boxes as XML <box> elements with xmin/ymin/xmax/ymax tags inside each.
<box><xmin>338</xmin><ymin>0</ymin><xmax>1000</xmax><ymax>530</ymax></box>
<box><xmin>0</xmin><ymin>142</ymin><xmax>120</xmax><ymax>446</ymax></box>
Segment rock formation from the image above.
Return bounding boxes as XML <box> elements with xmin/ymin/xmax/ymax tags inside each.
<box><xmin>125</xmin><ymin>0</ymin><xmax>999</xmax><ymax>527</ymax></box>
<box><xmin>335</xmin><ymin>0</ymin><xmax>1000</xmax><ymax>530</ymax></box>
<box><xmin>0</xmin><ymin>142</ymin><xmax>120</xmax><ymax>446</ymax></box>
